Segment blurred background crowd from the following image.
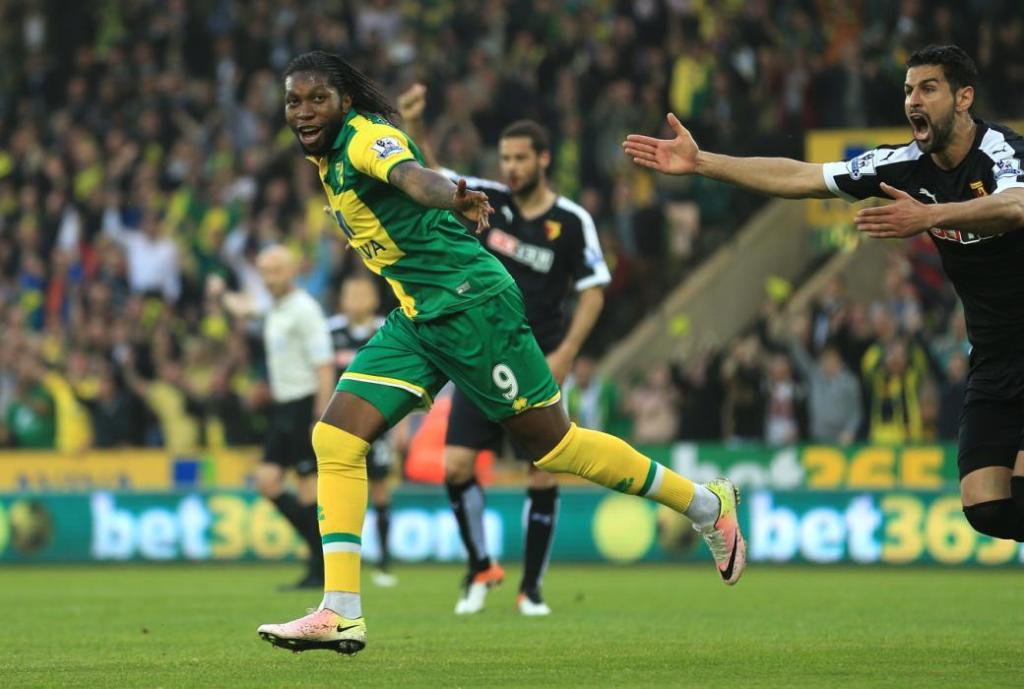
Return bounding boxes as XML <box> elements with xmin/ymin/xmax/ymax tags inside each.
<box><xmin>586</xmin><ymin>249</ymin><xmax>971</xmax><ymax>448</ymax></box>
<box><xmin>0</xmin><ymin>0</ymin><xmax>1018</xmax><ymax>452</ymax></box>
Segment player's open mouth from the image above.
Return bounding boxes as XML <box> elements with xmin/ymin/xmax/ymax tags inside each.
<box><xmin>297</xmin><ymin>126</ymin><xmax>323</xmax><ymax>146</ymax></box>
<box><xmin>908</xmin><ymin>113</ymin><xmax>930</xmax><ymax>142</ymax></box>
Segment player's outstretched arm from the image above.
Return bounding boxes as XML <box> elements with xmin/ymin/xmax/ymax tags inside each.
<box><xmin>623</xmin><ymin>113</ymin><xmax>832</xmax><ymax>200</ymax></box>
<box><xmin>388</xmin><ymin>161</ymin><xmax>493</xmax><ymax>233</ymax></box>
<box><xmin>855</xmin><ymin>184</ymin><xmax>1024</xmax><ymax>238</ymax></box>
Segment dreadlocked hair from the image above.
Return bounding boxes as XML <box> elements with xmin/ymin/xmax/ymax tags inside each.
<box><xmin>284</xmin><ymin>50</ymin><xmax>397</xmax><ymax>121</ymax></box>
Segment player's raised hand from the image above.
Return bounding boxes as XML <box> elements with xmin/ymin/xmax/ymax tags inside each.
<box><xmin>453</xmin><ymin>178</ymin><xmax>494</xmax><ymax>234</ymax></box>
<box><xmin>398</xmin><ymin>83</ymin><xmax>427</xmax><ymax>123</ymax></box>
<box><xmin>854</xmin><ymin>182</ymin><xmax>936</xmax><ymax>239</ymax></box>
<box><xmin>623</xmin><ymin>113</ymin><xmax>700</xmax><ymax>175</ymax></box>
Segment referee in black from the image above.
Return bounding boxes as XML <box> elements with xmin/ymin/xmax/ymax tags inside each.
<box><xmin>625</xmin><ymin>45</ymin><xmax>1024</xmax><ymax>542</ymax></box>
<box><xmin>401</xmin><ymin>86</ymin><xmax>610</xmax><ymax>615</ymax></box>
<box><xmin>211</xmin><ymin>245</ymin><xmax>335</xmax><ymax>588</ymax></box>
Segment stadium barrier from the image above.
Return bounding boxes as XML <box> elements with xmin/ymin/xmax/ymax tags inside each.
<box><xmin>0</xmin><ymin>443</ymin><xmax>958</xmax><ymax>492</ymax></box>
<box><xmin>2</xmin><ymin>485</ymin><xmax>1021</xmax><ymax>567</ymax></box>
<box><xmin>659</xmin><ymin>442</ymin><xmax>955</xmax><ymax>489</ymax></box>
<box><xmin>4</xmin><ymin>442</ymin><xmax>1008</xmax><ymax>567</ymax></box>
<box><xmin>0</xmin><ymin>448</ymin><xmax>258</xmax><ymax>492</ymax></box>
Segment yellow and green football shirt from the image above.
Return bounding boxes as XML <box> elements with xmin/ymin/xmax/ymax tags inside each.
<box><xmin>310</xmin><ymin>109</ymin><xmax>513</xmax><ymax>320</ymax></box>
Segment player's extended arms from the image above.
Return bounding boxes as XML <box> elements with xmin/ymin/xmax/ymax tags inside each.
<box><xmin>623</xmin><ymin>113</ymin><xmax>832</xmax><ymax>199</ymax></box>
<box><xmin>388</xmin><ymin>160</ymin><xmax>465</xmax><ymax>209</ymax></box>
<box><xmin>388</xmin><ymin>161</ymin><xmax>492</xmax><ymax>232</ymax></box>
<box><xmin>855</xmin><ymin>184</ymin><xmax>1024</xmax><ymax>238</ymax></box>
<box><xmin>693</xmin><ymin>152</ymin><xmax>832</xmax><ymax>199</ymax></box>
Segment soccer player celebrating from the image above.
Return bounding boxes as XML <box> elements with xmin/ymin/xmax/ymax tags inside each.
<box><xmin>327</xmin><ymin>275</ymin><xmax>397</xmax><ymax>588</ymax></box>
<box><xmin>399</xmin><ymin>85</ymin><xmax>609</xmax><ymax>617</ymax></box>
<box><xmin>625</xmin><ymin>45</ymin><xmax>1024</xmax><ymax>544</ymax></box>
<box><xmin>257</xmin><ymin>51</ymin><xmax>744</xmax><ymax>655</ymax></box>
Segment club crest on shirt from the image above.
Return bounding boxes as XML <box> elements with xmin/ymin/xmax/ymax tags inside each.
<box><xmin>371</xmin><ymin>137</ymin><xmax>405</xmax><ymax>160</ymax></box>
<box><xmin>847</xmin><ymin>151</ymin><xmax>876</xmax><ymax>180</ymax></box>
<box><xmin>544</xmin><ymin>220</ymin><xmax>562</xmax><ymax>241</ymax></box>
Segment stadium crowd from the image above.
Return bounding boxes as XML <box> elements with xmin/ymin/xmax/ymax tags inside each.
<box><xmin>0</xmin><ymin>0</ymin><xmax>1020</xmax><ymax>452</ymax></box>
<box><xmin>609</xmin><ymin>244</ymin><xmax>970</xmax><ymax>447</ymax></box>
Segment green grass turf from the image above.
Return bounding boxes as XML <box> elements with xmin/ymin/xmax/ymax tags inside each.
<box><xmin>0</xmin><ymin>563</ymin><xmax>1019</xmax><ymax>688</ymax></box>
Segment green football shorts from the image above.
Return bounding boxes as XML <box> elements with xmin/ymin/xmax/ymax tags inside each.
<box><xmin>336</xmin><ymin>284</ymin><xmax>561</xmax><ymax>427</ymax></box>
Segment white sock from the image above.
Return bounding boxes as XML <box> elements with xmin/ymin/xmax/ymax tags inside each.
<box><xmin>685</xmin><ymin>484</ymin><xmax>721</xmax><ymax>530</ymax></box>
<box><xmin>322</xmin><ymin>592</ymin><xmax>362</xmax><ymax>619</ymax></box>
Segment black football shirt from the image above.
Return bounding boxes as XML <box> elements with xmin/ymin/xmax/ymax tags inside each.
<box><xmin>327</xmin><ymin>314</ymin><xmax>385</xmax><ymax>376</ymax></box>
<box><xmin>443</xmin><ymin>170</ymin><xmax>611</xmax><ymax>353</ymax></box>
<box><xmin>824</xmin><ymin>119</ymin><xmax>1024</xmax><ymax>350</ymax></box>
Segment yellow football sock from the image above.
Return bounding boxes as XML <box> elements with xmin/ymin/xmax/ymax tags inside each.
<box><xmin>534</xmin><ymin>423</ymin><xmax>695</xmax><ymax>512</ymax></box>
<box><xmin>312</xmin><ymin>422</ymin><xmax>369</xmax><ymax>593</ymax></box>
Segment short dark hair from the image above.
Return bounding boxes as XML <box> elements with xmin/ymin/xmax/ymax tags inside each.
<box><xmin>906</xmin><ymin>45</ymin><xmax>978</xmax><ymax>93</ymax></box>
<box><xmin>499</xmin><ymin>120</ymin><xmax>550</xmax><ymax>154</ymax></box>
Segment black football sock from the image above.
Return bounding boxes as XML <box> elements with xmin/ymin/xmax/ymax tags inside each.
<box><xmin>375</xmin><ymin>503</ymin><xmax>392</xmax><ymax>571</ymax></box>
<box><xmin>271</xmin><ymin>491</ymin><xmax>308</xmax><ymax>537</ymax></box>
<box><xmin>520</xmin><ymin>486</ymin><xmax>559</xmax><ymax>596</ymax></box>
<box><xmin>964</xmin><ymin>499</ymin><xmax>1024</xmax><ymax>542</ymax></box>
<box><xmin>273</xmin><ymin>493</ymin><xmax>323</xmax><ymax>577</ymax></box>
<box><xmin>1011</xmin><ymin>476</ymin><xmax>1024</xmax><ymax>516</ymax></box>
<box><xmin>446</xmin><ymin>478</ymin><xmax>491</xmax><ymax>573</ymax></box>
<box><xmin>300</xmin><ymin>502</ymin><xmax>324</xmax><ymax>578</ymax></box>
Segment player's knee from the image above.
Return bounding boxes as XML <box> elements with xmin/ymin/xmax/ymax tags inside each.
<box><xmin>532</xmin><ymin>424</ymin><xmax>583</xmax><ymax>475</ymax></box>
<box><xmin>444</xmin><ymin>447</ymin><xmax>476</xmax><ymax>483</ymax></box>
<box><xmin>312</xmin><ymin>421</ymin><xmax>368</xmax><ymax>477</ymax></box>
<box><xmin>502</xmin><ymin>405</ymin><xmax>573</xmax><ymax>461</ymax></box>
<box><xmin>963</xmin><ymin>499</ymin><xmax>1024</xmax><ymax>542</ymax></box>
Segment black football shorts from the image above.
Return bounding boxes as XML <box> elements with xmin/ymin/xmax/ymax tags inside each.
<box><xmin>957</xmin><ymin>347</ymin><xmax>1024</xmax><ymax>479</ymax></box>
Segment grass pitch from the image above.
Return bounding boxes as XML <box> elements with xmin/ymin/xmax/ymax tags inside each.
<box><xmin>0</xmin><ymin>563</ymin><xmax>1018</xmax><ymax>688</ymax></box>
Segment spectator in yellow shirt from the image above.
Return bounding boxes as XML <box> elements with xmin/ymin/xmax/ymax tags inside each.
<box><xmin>121</xmin><ymin>350</ymin><xmax>200</xmax><ymax>457</ymax></box>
